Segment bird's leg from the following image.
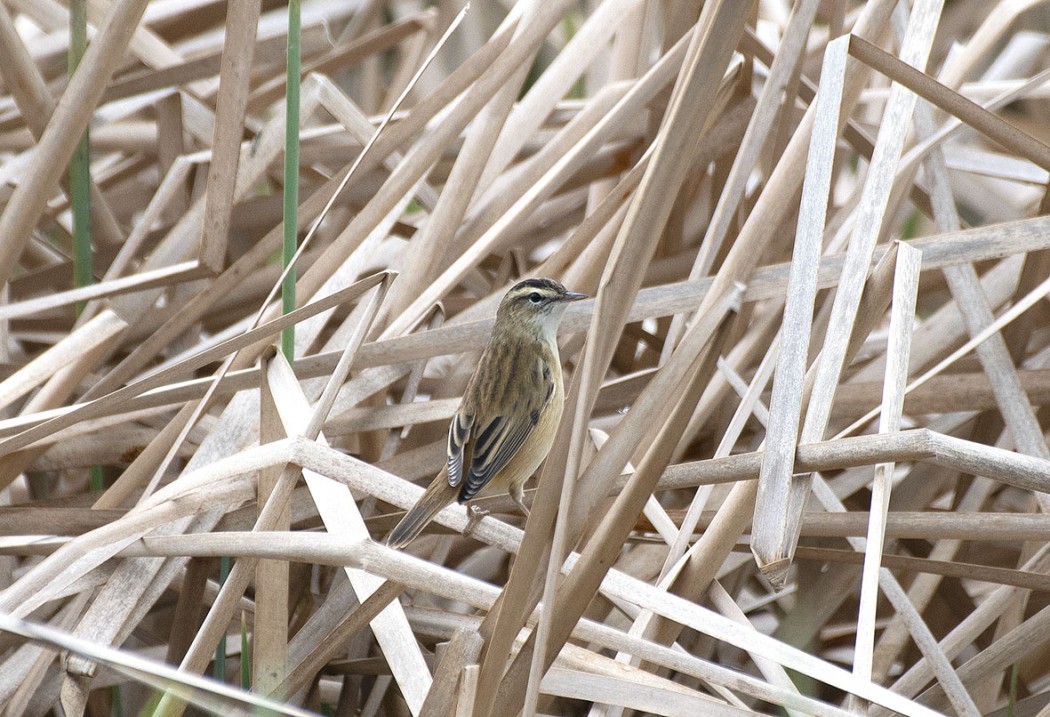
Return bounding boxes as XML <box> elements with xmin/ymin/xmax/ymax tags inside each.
<box><xmin>510</xmin><ymin>482</ymin><xmax>530</xmax><ymax>518</ymax></box>
<box><xmin>463</xmin><ymin>501</ymin><xmax>489</xmax><ymax>538</ymax></box>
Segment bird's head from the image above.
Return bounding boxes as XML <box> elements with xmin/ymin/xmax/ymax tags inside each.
<box><xmin>495</xmin><ymin>278</ymin><xmax>587</xmax><ymax>341</ymax></box>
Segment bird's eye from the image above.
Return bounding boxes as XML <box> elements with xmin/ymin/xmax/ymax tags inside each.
<box><xmin>528</xmin><ymin>292</ymin><xmax>542</xmax><ymax>304</ymax></box>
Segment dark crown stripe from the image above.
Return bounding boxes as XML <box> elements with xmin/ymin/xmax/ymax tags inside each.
<box><xmin>512</xmin><ymin>277</ymin><xmax>563</xmax><ymax>294</ymax></box>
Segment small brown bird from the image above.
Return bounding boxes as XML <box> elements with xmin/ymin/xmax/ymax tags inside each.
<box><xmin>386</xmin><ymin>278</ymin><xmax>586</xmax><ymax>548</ymax></box>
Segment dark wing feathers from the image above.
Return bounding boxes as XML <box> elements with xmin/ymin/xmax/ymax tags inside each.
<box><xmin>446</xmin><ymin>411</ymin><xmax>473</xmax><ymax>487</ymax></box>
<box><xmin>460</xmin><ymin>407</ymin><xmax>539</xmax><ymax>501</ymax></box>
<box><xmin>472</xmin><ymin>416</ymin><xmax>504</xmax><ymax>459</ymax></box>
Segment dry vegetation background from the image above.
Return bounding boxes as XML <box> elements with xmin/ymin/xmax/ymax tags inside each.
<box><xmin>3</xmin><ymin>0</ymin><xmax>1050</xmax><ymax>715</ymax></box>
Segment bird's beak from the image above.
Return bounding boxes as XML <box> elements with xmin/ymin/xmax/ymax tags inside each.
<box><xmin>561</xmin><ymin>291</ymin><xmax>588</xmax><ymax>302</ymax></box>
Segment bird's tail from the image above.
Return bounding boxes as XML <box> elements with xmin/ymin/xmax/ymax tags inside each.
<box><xmin>386</xmin><ymin>471</ymin><xmax>458</xmax><ymax>548</ymax></box>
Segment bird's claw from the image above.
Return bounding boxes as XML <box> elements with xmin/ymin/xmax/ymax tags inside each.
<box><xmin>464</xmin><ymin>503</ymin><xmax>489</xmax><ymax>538</ymax></box>
<box><xmin>513</xmin><ymin>497</ymin><xmax>531</xmax><ymax>519</ymax></box>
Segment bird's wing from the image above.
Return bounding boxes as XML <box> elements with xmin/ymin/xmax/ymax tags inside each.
<box><xmin>446</xmin><ymin>410</ymin><xmax>473</xmax><ymax>488</ymax></box>
<box><xmin>459</xmin><ymin>359</ymin><xmax>555</xmax><ymax>501</ymax></box>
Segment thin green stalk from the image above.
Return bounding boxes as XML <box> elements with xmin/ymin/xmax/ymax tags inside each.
<box><xmin>90</xmin><ymin>465</ymin><xmax>104</xmax><ymax>492</ymax></box>
<box><xmin>70</xmin><ymin>0</ymin><xmax>91</xmax><ymax>314</ymax></box>
<box><xmin>71</xmin><ymin>3</ymin><xmax>111</xmax><ymax>698</ymax></box>
<box><xmin>214</xmin><ymin>555</ymin><xmax>231</xmax><ymax>682</ymax></box>
<box><xmin>240</xmin><ymin>610</ymin><xmax>250</xmax><ymax>689</ymax></box>
<box><xmin>110</xmin><ymin>685</ymin><xmax>123</xmax><ymax>717</ymax></box>
<box><xmin>281</xmin><ymin>0</ymin><xmax>301</xmax><ymax>360</ymax></box>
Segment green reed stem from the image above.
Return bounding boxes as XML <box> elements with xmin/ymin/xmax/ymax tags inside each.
<box><xmin>281</xmin><ymin>0</ymin><xmax>301</xmax><ymax>361</ymax></box>
<box><xmin>70</xmin><ymin>0</ymin><xmax>91</xmax><ymax>314</ymax></box>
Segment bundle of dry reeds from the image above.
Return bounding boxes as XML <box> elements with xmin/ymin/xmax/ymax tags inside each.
<box><xmin>1</xmin><ymin>0</ymin><xmax>1050</xmax><ymax>715</ymax></box>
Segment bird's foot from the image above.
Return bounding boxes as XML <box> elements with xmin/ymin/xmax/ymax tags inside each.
<box><xmin>464</xmin><ymin>503</ymin><xmax>489</xmax><ymax>538</ymax></box>
<box><xmin>513</xmin><ymin>496</ymin><xmax>531</xmax><ymax>519</ymax></box>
